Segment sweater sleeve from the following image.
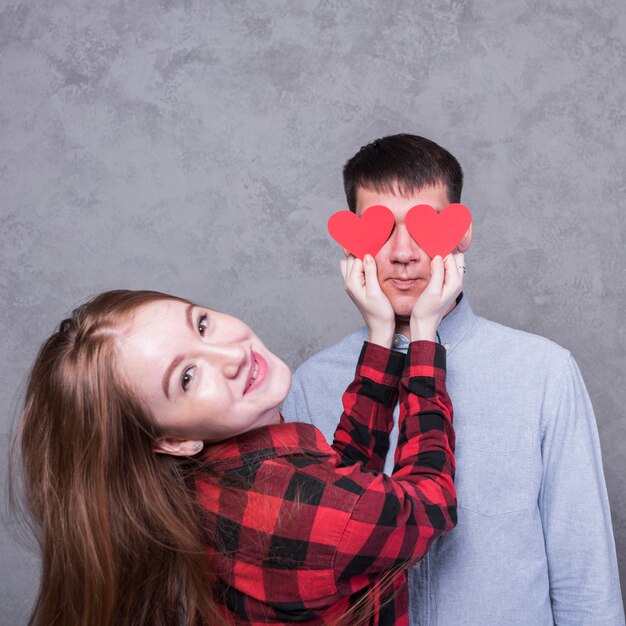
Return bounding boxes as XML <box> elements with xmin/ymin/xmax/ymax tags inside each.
<box><xmin>332</xmin><ymin>340</ymin><xmax>457</xmax><ymax>593</ymax></box>
<box><xmin>331</xmin><ymin>341</ymin><xmax>405</xmax><ymax>472</ymax></box>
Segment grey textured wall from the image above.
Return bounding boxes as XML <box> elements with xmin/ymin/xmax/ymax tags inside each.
<box><xmin>1</xmin><ymin>0</ymin><xmax>625</xmax><ymax>622</ymax></box>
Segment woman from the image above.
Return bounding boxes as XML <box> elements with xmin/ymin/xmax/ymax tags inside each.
<box><xmin>12</xmin><ymin>253</ymin><xmax>463</xmax><ymax>626</ymax></box>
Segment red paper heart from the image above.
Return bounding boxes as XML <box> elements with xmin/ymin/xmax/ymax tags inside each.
<box><xmin>405</xmin><ymin>203</ymin><xmax>472</xmax><ymax>258</ymax></box>
<box><xmin>327</xmin><ymin>205</ymin><xmax>395</xmax><ymax>259</ymax></box>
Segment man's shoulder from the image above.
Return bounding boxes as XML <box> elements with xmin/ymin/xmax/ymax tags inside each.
<box><xmin>293</xmin><ymin>326</ymin><xmax>368</xmax><ymax>381</ymax></box>
<box><xmin>285</xmin><ymin>327</ymin><xmax>367</xmax><ymax>428</ymax></box>
<box><xmin>473</xmin><ymin>314</ymin><xmax>572</xmax><ymax>368</ymax></box>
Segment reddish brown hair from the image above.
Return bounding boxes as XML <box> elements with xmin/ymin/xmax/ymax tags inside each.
<box><xmin>11</xmin><ymin>289</ymin><xmax>416</xmax><ymax>626</ymax></box>
<box><xmin>10</xmin><ymin>290</ymin><xmax>227</xmax><ymax>626</ymax></box>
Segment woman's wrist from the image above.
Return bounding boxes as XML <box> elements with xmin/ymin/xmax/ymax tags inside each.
<box><xmin>367</xmin><ymin>327</ymin><xmax>394</xmax><ymax>348</ymax></box>
<box><xmin>409</xmin><ymin>318</ymin><xmax>437</xmax><ymax>342</ymax></box>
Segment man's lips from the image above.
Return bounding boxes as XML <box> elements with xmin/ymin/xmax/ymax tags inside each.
<box><xmin>244</xmin><ymin>350</ymin><xmax>268</xmax><ymax>395</ymax></box>
<box><xmin>388</xmin><ymin>277</ymin><xmax>424</xmax><ymax>290</ymax></box>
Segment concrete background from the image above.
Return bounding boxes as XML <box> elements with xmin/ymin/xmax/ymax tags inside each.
<box><xmin>1</xmin><ymin>0</ymin><xmax>624</xmax><ymax>622</ymax></box>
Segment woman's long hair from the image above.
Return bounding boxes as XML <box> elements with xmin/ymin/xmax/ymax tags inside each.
<box><xmin>10</xmin><ymin>289</ymin><xmax>419</xmax><ymax>626</ymax></box>
<box><xmin>10</xmin><ymin>290</ymin><xmax>226</xmax><ymax>626</ymax></box>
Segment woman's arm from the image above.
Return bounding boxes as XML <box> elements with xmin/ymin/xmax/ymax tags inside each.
<box><xmin>331</xmin><ymin>341</ymin><xmax>404</xmax><ymax>471</ymax></box>
<box><xmin>332</xmin><ymin>340</ymin><xmax>456</xmax><ymax>588</ymax></box>
<box><xmin>195</xmin><ymin>343</ymin><xmax>453</xmax><ymax>623</ymax></box>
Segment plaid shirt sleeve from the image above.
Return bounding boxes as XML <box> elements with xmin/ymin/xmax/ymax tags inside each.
<box><xmin>332</xmin><ymin>341</ymin><xmax>405</xmax><ymax>472</ymax></box>
<box><xmin>196</xmin><ymin>340</ymin><xmax>455</xmax><ymax>625</ymax></box>
<box><xmin>332</xmin><ymin>340</ymin><xmax>456</xmax><ymax>593</ymax></box>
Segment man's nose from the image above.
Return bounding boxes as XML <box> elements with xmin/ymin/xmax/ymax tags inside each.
<box><xmin>387</xmin><ymin>225</ymin><xmax>422</xmax><ymax>263</ymax></box>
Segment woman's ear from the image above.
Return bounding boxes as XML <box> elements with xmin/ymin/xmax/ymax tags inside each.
<box><xmin>153</xmin><ymin>437</ymin><xmax>203</xmax><ymax>457</ymax></box>
<box><xmin>457</xmin><ymin>222</ymin><xmax>472</xmax><ymax>253</ymax></box>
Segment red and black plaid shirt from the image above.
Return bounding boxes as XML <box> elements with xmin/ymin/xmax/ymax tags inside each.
<box><xmin>196</xmin><ymin>340</ymin><xmax>456</xmax><ymax>625</ymax></box>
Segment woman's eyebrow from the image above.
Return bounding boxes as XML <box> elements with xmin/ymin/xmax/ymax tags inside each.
<box><xmin>162</xmin><ymin>355</ymin><xmax>184</xmax><ymax>399</ymax></box>
<box><xmin>162</xmin><ymin>303</ymin><xmax>196</xmax><ymax>399</ymax></box>
<box><xmin>185</xmin><ymin>302</ymin><xmax>194</xmax><ymax>331</ymax></box>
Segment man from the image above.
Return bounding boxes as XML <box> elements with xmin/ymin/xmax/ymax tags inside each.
<box><xmin>282</xmin><ymin>134</ymin><xmax>624</xmax><ymax>625</ymax></box>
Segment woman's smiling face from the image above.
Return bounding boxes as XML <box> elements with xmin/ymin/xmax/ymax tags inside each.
<box><xmin>116</xmin><ymin>299</ymin><xmax>291</xmax><ymax>452</ymax></box>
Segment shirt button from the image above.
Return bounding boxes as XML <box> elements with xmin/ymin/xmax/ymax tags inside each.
<box><xmin>393</xmin><ymin>337</ymin><xmax>401</xmax><ymax>346</ymax></box>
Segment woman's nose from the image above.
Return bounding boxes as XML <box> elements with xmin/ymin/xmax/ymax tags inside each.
<box><xmin>203</xmin><ymin>344</ymin><xmax>248</xmax><ymax>378</ymax></box>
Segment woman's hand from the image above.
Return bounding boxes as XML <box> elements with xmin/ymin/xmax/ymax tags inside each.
<box><xmin>410</xmin><ymin>252</ymin><xmax>465</xmax><ymax>342</ymax></box>
<box><xmin>340</xmin><ymin>254</ymin><xmax>395</xmax><ymax>348</ymax></box>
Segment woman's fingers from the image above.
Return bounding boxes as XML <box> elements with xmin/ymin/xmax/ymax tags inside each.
<box><xmin>427</xmin><ymin>255</ymin><xmax>445</xmax><ymax>295</ymax></box>
<box><xmin>444</xmin><ymin>252</ymin><xmax>464</xmax><ymax>296</ymax></box>
<box><xmin>345</xmin><ymin>255</ymin><xmax>354</xmax><ymax>281</ymax></box>
<box><xmin>343</xmin><ymin>255</ymin><xmax>363</xmax><ymax>296</ymax></box>
<box><xmin>363</xmin><ymin>254</ymin><xmax>382</xmax><ymax>295</ymax></box>
<box><xmin>451</xmin><ymin>251</ymin><xmax>465</xmax><ymax>279</ymax></box>
<box><xmin>343</xmin><ymin>253</ymin><xmax>387</xmax><ymax>301</ymax></box>
<box><xmin>349</xmin><ymin>256</ymin><xmax>364</xmax><ymax>286</ymax></box>
<box><xmin>436</xmin><ymin>253</ymin><xmax>463</xmax><ymax>304</ymax></box>
<box><xmin>339</xmin><ymin>258</ymin><xmax>348</xmax><ymax>282</ymax></box>
<box><xmin>341</xmin><ymin>255</ymin><xmax>356</xmax><ymax>287</ymax></box>
<box><xmin>347</xmin><ymin>255</ymin><xmax>359</xmax><ymax>283</ymax></box>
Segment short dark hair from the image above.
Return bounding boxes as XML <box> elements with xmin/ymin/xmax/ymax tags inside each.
<box><xmin>343</xmin><ymin>134</ymin><xmax>463</xmax><ymax>212</ymax></box>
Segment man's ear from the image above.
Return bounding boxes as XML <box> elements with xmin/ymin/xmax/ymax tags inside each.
<box><xmin>153</xmin><ymin>437</ymin><xmax>203</xmax><ymax>457</ymax></box>
<box><xmin>457</xmin><ymin>222</ymin><xmax>472</xmax><ymax>253</ymax></box>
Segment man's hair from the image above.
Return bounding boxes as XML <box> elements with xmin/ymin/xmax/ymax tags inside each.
<box><xmin>343</xmin><ymin>133</ymin><xmax>464</xmax><ymax>212</ymax></box>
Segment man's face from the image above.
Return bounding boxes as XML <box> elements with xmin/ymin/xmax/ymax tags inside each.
<box><xmin>355</xmin><ymin>184</ymin><xmax>451</xmax><ymax>322</ymax></box>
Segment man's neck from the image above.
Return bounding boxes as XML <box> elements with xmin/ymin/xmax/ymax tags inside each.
<box><xmin>394</xmin><ymin>297</ymin><xmax>459</xmax><ymax>339</ymax></box>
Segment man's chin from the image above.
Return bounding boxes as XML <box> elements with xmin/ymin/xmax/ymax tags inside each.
<box><xmin>391</xmin><ymin>309</ymin><xmax>412</xmax><ymax>320</ymax></box>
<box><xmin>387</xmin><ymin>298</ymin><xmax>419</xmax><ymax>321</ymax></box>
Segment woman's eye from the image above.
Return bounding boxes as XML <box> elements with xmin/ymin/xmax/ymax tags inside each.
<box><xmin>181</xmin><ymin>367</ymin><xmax>195</xmax><ymax>392</ymax></box>
<box><xmin>198</xmin><ymin>313</ymin><xmax>208</xmax><ymax>337</ymax></box>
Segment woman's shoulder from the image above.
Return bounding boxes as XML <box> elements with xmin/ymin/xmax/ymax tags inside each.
<box><xmin>201</xmin><ymin>422</ymin><xmax>333</xmax><ymax>472</ymax></box>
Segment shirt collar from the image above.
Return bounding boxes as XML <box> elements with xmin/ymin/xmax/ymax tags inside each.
<box><xmin>391</xmin><ymin>292</ymin><xmax>477</xmax><ymax>353</ymax></box>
